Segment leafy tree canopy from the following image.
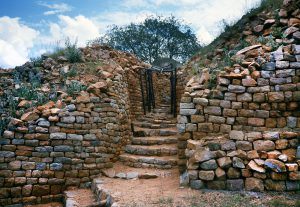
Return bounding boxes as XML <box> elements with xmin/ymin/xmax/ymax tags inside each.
<box><xmin>90</xmin><ymin>16</ymin><xmax>202</xmax><ymax>64</ymax></box>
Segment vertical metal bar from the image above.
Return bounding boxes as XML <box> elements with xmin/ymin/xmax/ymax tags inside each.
<box><xmin>146</xmin><ymin>70</ymin><xmax>151</xmax><ymax>112</ymax></box>
<box><xmin>170</xmin><ymin>71</ymin><xmax>174</xmax><ymax>115</ymax></box>
<box><xmin>144</xmin><ymin>70</ymin><xmax>149</xmax><ymax>112</ymax></box>
<box><xmin>173</xmin><ymin>67</ymin><xmax>177</xmax><ymax>117</ymax></box>
<box><xmin>139</xmin><ymin>69</ymin><xmax>146</xmax><ymax>115</ymax></box>
<box><xmin>150</xmin><ymin>71</ymin><xmax>155</xmax><ymax>109</ymax></box>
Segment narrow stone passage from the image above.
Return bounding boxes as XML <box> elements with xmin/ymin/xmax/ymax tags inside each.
<box><xmin>120</xmin><ymin>104</ymin><xmax>178</xmax><ymax>169</ymax></box>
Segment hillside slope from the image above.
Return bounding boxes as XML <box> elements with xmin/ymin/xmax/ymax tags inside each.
<box><xmin>184</xmin><ymin>0</ymin><xmax>300</xmax><ymax>86</ymax></box>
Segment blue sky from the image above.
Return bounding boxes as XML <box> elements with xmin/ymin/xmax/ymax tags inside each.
<box><xmin>0</xmin><ymin>0</ymin><xmax>261</xmax><ymax>68</ymax></box>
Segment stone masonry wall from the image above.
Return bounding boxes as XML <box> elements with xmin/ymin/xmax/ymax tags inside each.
<box><xmin>0</xmin><ymin>66</ymin><xmax>133</xmax><ymax>206</ymax></box>
<box><xmin>177</xmin><ymin>44</ymin><xmax>300</xmax><ymax>191</ymax></box>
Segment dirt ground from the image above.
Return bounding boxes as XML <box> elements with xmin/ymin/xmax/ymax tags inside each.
<box><xmin>25</xmin><ymin>202</ymin><xmax>63</xmax><ymax>207</ymax></box>
<box><xmin>99</xmin><ymin>163</ymin><xmax>300</xmax><ymax>207</ymax></box>
<box><xmin>25</xmin><ymin>163</ymin><xmax>299</xmax><ymax>207</ymax></box>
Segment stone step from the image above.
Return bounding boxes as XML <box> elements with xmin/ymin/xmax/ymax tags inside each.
<box><xmin>133</xmin><ymin>126</ymin><xmax>177</xmax><ymax>137</ymax></box>
<box><xmin>145</xmin><ymin>112</ymin><xmax>174</xmax><ymax>118</ymax></box>
<box><xmin>136</xmin><ymin>116</ymin><xmax>177</xmax><ymax>124</ymax></box>
<box><xmin>125</xmin><ymin>144</ymin><xmax>178</xmax><ymax>156</ymax></box>
<box><xmin>132</xmin><ymin>136</ymin><xmax>177</xmax><ymax>145</ymax></box>
<box><xmin>153</xmin><ymin>108</ymin><xmax>170</xmax><ymax>113</ymax></box>
<box><xmin>119</xmin><ymin>153</ymin><xmax>178</xmax><ymax>169</ymax></box>
<box><xmin>133</xmin><ymin>121</ymin><xmax>176</xmax><ymax>129</ymax></box>
<box><xmin>64</xmin><ymin>188</ymin><xmax>100</xmax><ymax>207</ymax></box>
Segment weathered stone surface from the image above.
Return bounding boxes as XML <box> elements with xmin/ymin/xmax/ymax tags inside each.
<box><xmin>186</xmin><ymin>123</ymin><xmax>197</xmax><ymax>131</ymax></box>
<box><xmin>287</xmin><ymin>116</ymin><xmax>297</xmax><ymax>128</ymax></box>
<box><xmin>198</xmin><ymin>170</ymin><xmax>215</xmax><ymax>181</ymax></box>
<box><xmin>102</xmin><ymin>168</ymin><xmax>116</xmax><ymax>178</ymax></box>
<box><xmin>87</xmin><ymin>81</ymin><xmax>107</xmax><ymax>96</ymax></box>
<box><xmin>253</xmin><ymin>140</ymin><xmax>275</xmax><ymax>151</ymax></box>
<box><xmin>67</xmin><ymin>134</ymin><xmax>83</xmax><ymax>141</ymax></box>
<box><xmin>190</xmin><ymin>150</ymin><xmax>216</xmax><ymax>164</ymax></box>
<box><xmin>204</xmin><ymin>106</ymin><xmax>221</xmax><ymax>115</ymax></box>
<box><xmin>127</xmin><ymin>172</ymin><xmax>139</xmax><ymax>179</ymax></box>
<box><xmin>221</xmin><ymin>140</ymin><xmax>236</xmax><ymax>151</ymax></box>
<box><xmin>248</xmin><ymin>118</ymin><xmax>265</xmax><ymax>126</ymax></box>
<box><xmin>193</xmin><ymin>98</ymin><xmax>208</xmax><ymax>106</ymax></box>
<box><xmin>245</xmin><ymin>178</ymin><xmax>264</xmax><ymax>191</ymax></box>
<box><xmin>50</xmin><ymin>163</ymin><xmax>63</xmax><ymax>171</ymax></box>
<box><xmin>227</xmin><ymin>179</ymin><xmax>244</xmax><ymax>191</ymax></box>
<box><xmin>228</xmin><ymin>85</ymin><xmax>246</xmax><ymax>93</ymax></box>
<box><xmin>242</xmin><ymin>78</ymin><xmax>257</xmax><ymax>86</ymax></box>
<box><xmin>50</xmin><ymin>133</ymin><xmax>66</xmax><ymax>139</ymax></box>
<box><xmin>236</xmin><ymin>44</ymin><xmax>261</xmax><ymax>55</ymax></box>
<box><xmin>276</xmin><ymin>61</ymin><xmax>289</xmax><ymax>69</ymax></box>
<box><xmin>190</xmin><ymin>180</ymin><xmax>204</xmax><ymax>189</ymax></box>
<box><xmin>8</xmin><ymin>161</ymin><xmax>21</xmax><ymax>170</ymax></box>
<box><xmin>289</xmin><ymin>172</ymin><xmax>300</xmax><ymax>180</ymax></box>
<box><xmin>32</xmin><ymin>185</ymin><xmax>50</xmax><ymax>196</ymax></box>
<box><xmin>227</xmin><ymin>167</ymin><xmax>240</xmax><ymax>179</ymax></box>
<box><xmin>180</xmin><ymin>103</ymin><xmax>195</xmax><ymax>109</ymax></box>
<box><xmin>138</xmin><ymin>173</ymin><xmax>158</xmax><ymax>179</ymax></box>
<box><xmin>3</xmin><ymin>130</ymin><xmax>14</xmax><ymax>138</ymax></box>
<box><xmin>180</xmin><ymin>109</ymin><xmax>198</xmax><ymax>115</ymax></box>
<box><xmin>265</xmin><ymin>180</ymin><xmax>286</xmax><ymax>191</ymax></box>
<box><xmin>236</xmin><ymin>141</ymin><xmax>252</xmax><ymax>151</ymax></box>
<box><xmin>263</xmin><ymin>132</ymin><xmax>279</xmax><ymax>140</ymax></box>
<box><xmin>229</xmin><ymin>130</ymin><xmax>244</xmax><ymax>140</ymax></box>
<box><xmin>0</xmin><ymin>151</ymin><xmax>15</xmax><ymax>158</ymax></box>
<box><xmin>237</xmin><ymin>93</ymin><xmax>252</xmax><ymax>102</ymax></box>
<box><xmin>217</xmin><ymin>157</ymin><xmax>232</xmax><ymax>169</ymax></box>
<box><xmin>264</xmin><ymin>159</ymin><xmax>286</xmax><ymax>173</ymax></box>
<box><xmin>286</xmin><ymin>181</ymin><xmax>300</xmax><ymax>191</ymax></box>
<box><xmin>200</xmin><ymin>159</ymin><xmax>218</xmax><ymax>170</ymax></box>
<box><xmin>116</xmin><ymin>173</ymin><xmax>126</xmax><ymax>179</ymax></box>
<box><xmin>61</xmin><ymin>116</ymin><xmax>75</xmax><ymax>123</ymax></box>
<box><xmin>215</xmin><ymin>167</ymin><xmax>226</xmax><ymax>180</ymax></box>
<box><xmin>208</xmin><ymin>115</ymin><xmax>225</xmax><ymax>124</ymax></box>
<box><xmin>285</xmin><ymin>164</ymin><xmax>298</xmax><ymax>172</ymax></box>
<box><xmin>268</xmin><ymin>92</ymin><xmax>284</xmax><ymax>102</ymax></box>
<box><xmin>21</xmin><ymin>111</ymin><xmax>39</xmax><ymax>122</ymax></box>
<box><xmin>198</xmin><ymin>123</ymin><xmax>213</xmax><ymax>132</ymax></box>
<box><xmin>232</xmin><ymin>157</ymin><xmax>245</xmax><ymax>169</ymax></box>
<box><xmin>248</xmin><ymin>160</ymin><xmax>265</xmax><ymax>173</ymax></box>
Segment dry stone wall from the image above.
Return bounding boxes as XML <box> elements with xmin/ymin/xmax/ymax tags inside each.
<box><xmin>0</xmin><ymin>49</ymin><xmax>141</xmax><ymax>205</ymax></box>
<box><xmin>0</xmin><ymin>91</ymin><xmax>131</xmax><ymax>206</ymax></box>
<box><xmin>177</xmin><ymin>44</ymin><xmax>300</xmax><ymax>191</ymax></box>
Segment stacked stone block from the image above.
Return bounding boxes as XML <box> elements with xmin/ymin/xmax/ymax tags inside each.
<box><xmin>0</xmin><ymin>67</ymin><xmax>133</xmax><ymax>205</ymax></box>
<box><xmin>177</xmin><ymin>44</ymin><xmax>300</xmax><ymax>191</ymax></box>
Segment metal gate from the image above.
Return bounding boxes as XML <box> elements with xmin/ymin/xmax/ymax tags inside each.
<box><xmin>139</xmin><ymin>62</ymin><xmax>177</xmax><ymax>117</ymax></box>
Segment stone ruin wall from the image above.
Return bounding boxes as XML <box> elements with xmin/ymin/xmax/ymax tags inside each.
<box><xmin>0</xmin><ymin>64</ymin><xmax>137</xmax><ymax>205</ymax></box>
<box><xmin>125</xmin><ymin>68</ymin><xmax>144</xmax><ymax>119</ymax></box>
<box><xmin>0</xmin><ymin>48</ymin><xmax>187</xmax><ymax>205</ymax></box>
<box><xmin>177</xmin><ymin>44</ymin><xmax>300</xmax><ymax>191</ymax></box>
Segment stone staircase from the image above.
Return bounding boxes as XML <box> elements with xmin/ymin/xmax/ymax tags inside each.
<box><xmin>120</xmin><ymin>104</ymin><xmax>178</xmax><ymax>169</ymax></box>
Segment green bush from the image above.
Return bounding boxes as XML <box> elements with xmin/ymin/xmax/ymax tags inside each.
<box><xmin>66</xmin><ymin>81</ymin><xmax>87</xmax><ymax>97</ymax></box>
<box><xmin>208</xmin><ymin>69</ymin><xmax>219</xmax><ymax>89</ymax></box>
<box><xmin>64</xmin><ymin>38</ymin><xmax>82</xmax><ymax>63</ymax></box>
<box><xmin>0</xmin><ymin>117</ymin><xmax>10</xmax><ymax>136</ymax></box>
<box><xmin>271</xmin><ymin>27</ymin><xmax>282</xmax><ymax>38</ymax></box>
<box><xmin>30</xmin><ymin>56</ymin><xmax>43</xmax><ymax>67</ymax></box>
<box><xmin>257</xmin><ymin>35</ymin><xmax>280</xmax><ymax>51</ymax></box>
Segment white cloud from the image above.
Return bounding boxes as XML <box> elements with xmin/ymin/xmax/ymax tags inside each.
<box><xmin>0</xmin><ymin>16</ymin><xmax>39</xmax><ymax>68</ymax></box>
<box><xmin>38</xmin><ymin>2</ymin><xmax>72</xmax><ymax>16</ymax></box>
<box><xmin>46</xmin><ymin>15</ymin><xmax>101</xmax><ymax>46</ymax></box>
<box><xmin>122</xmin><ymin>0</ymin><xmax>150</xmax><ymax>8</ymax></box>
<box><xmin>101</xmin><ymin>0</ymin><xmax>262</xmax><ymax>45</ymax></box>
<box><xmin>93</xmin><ymin>11</ymin><xmax>155</xmax><ymax>33</ymax></box>
<box><xmin>175</xmin><ymin>0</ymin><xmax>262</xmax><ymax>44</ymax></box>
